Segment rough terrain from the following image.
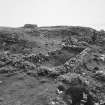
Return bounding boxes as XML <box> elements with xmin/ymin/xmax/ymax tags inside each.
<box><xmin>0</xmin><ymin>24</ymin><xmax>105</xmax><ymax>105</ymax></box>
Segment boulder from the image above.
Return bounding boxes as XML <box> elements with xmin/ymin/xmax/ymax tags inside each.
<box><xmin>94</xmin><ymin>70</ymin><xmax>105</xmax><ymax>81</ymax></box>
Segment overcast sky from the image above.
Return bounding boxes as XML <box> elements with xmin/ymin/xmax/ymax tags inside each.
<box><xmin>0</xmin><ymin>0</ymin><xmax>105</xmax><ymax>30</ymax></box>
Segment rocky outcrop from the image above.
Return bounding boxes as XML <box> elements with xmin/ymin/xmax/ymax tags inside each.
<box><xmin>24</xmin><ymin>24</ymin><xmax>37</xmax><ymax>29</ymax></box>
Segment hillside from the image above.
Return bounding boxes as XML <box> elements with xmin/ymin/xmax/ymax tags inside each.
<box><xmin>0</xmin><ymin>24</ymin><xmax>105</xmax><ymax>105</ymax></box>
